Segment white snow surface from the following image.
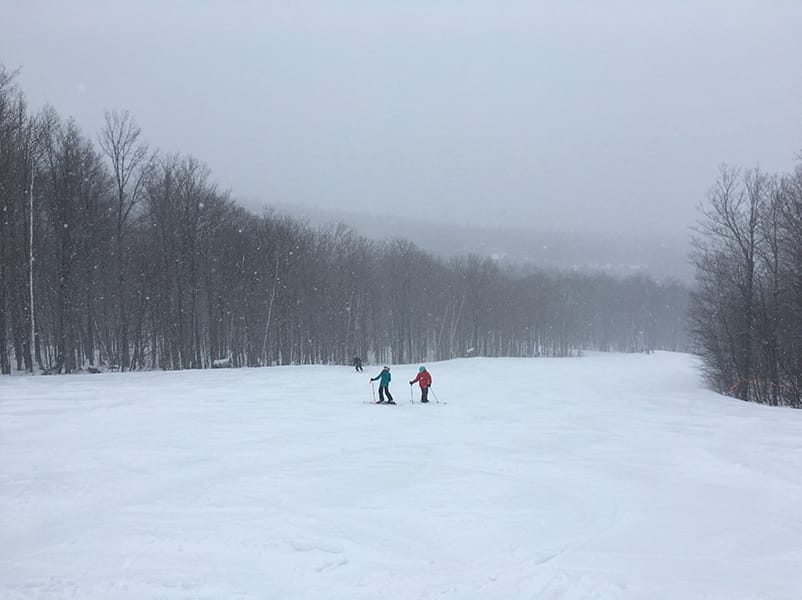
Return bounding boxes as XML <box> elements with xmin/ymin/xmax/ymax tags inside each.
<box><xmin>2</xmin><ymin>352</ymin><xmax>801</xmax><ymax>599</ymax></box>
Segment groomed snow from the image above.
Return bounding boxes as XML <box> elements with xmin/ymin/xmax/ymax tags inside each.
<box><xmin>1</xmin><ymin>353</ymin><xmax>801</xmax><ymax>599</ymax></box>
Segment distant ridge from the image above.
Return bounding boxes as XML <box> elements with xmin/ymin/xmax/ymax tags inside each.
<box><xmin>263</xmin><ymin>201</ymin><xmax>692</xmax><ymax>281</ymax></box>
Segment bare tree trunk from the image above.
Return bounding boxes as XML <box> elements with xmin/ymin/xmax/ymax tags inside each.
<box><xmin>28</xmin><ymin>161</ymin><xmax>38</xmax><ymax>373</ymax></box>
<box><xmin>99</xmin><ymin>111</ymin><xmax>151</xmax><ymax>371</ymax></box>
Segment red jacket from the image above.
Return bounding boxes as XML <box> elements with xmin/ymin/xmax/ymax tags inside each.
<box><xmin>411</xmin><ymin>370</ymin><xmax>432</xmax><ymax>388</ymax></box>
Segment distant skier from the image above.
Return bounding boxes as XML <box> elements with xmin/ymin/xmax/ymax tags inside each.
<box><xmin>353</xmin><ymin>356</ymin><xmax>363</xmax><ymax>372</ymax></box>
<box><xmin>370</xmin><ymin>366</ymin><xmax>395</xmax><ymax>404</ymax></box>
<box><xmin>409</xmin><ymin>366</ymin><xmax>432</xmax><ymax>403</ymax></box>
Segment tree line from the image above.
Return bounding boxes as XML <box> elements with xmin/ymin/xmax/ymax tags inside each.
<box><xmin>690</xmin><ymin>162</ymin><xmax>802</xmax><ymax>407</ymax></box>
<box><xmin>1</xmin><ymin>66</ymin><xmax>688</xmax><ymax>375</ymax></box>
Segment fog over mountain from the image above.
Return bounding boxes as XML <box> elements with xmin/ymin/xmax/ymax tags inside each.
<box><xmin>2</xmin><ymin>0</ymin><xmax>801</xmax><ymax>244</ymax></box>
<box><xmin>269</xmin><ymin>202</ymin><xmax>693</xmax><ymax>280</ymax></box>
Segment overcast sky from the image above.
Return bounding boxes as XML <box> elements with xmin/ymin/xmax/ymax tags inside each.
<box><xmin>2</xmin><ymin>0</ymin><xmax>801</xmax><ymax>235</ymax></box>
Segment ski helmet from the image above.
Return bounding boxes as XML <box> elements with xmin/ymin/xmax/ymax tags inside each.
<box><xmin>419</xmin><ymin>366</ymin><xmax>425</xmax><ymax>372</ymax></box>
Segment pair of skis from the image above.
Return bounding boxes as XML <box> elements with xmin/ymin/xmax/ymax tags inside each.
<box><xmin>368</xmin><ymin>397</ymin><xmax>445</xmax><ymax>405</ymax></box>
<box><xmin>368</xmin><ymin>381</ymin><xmax>445</xmax><ymax>405</ymax></box>
<box><xmin>410</xmin><ymin>385</ymin><xmax>445</xmax><ymax>405</ymax></box>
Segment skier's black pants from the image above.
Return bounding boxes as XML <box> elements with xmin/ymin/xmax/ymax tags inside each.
<box><xmin>379</xmin><ymin>386</ymin><xmax>393</xmax><ymax>403</ymax></box>
<box><xmin>420</xmin><ymin>386</ymin><xmax>429</xmax><ymax>402</ymax></box>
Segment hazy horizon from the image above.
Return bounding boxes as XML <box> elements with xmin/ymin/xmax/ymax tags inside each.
<box><xmin>2</xmin><ymin>0</ymin><xmax>801</xmax><ymax>238</ymax></box>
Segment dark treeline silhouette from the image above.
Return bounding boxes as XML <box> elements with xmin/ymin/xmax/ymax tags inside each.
<box><xmin>690</xmin><ymin>163</ymin><xmax>802</xmax><ymax>407</ymax></box>
<box><xmin>0</xmin><ymin>67</ymin><xmax>688</xmax><ymax>375</ymax></box>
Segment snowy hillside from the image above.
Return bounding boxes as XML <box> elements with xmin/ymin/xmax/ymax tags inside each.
<box><xmin>2</xmin><ymin>353</ymin><xmax>801</xmax><ymax>599</ymax></box>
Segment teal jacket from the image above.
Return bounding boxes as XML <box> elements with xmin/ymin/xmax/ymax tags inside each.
<box><xmin>371</xmin><ymin>369</ymin><xmax>391</xmax><ymax>387</ymax></box>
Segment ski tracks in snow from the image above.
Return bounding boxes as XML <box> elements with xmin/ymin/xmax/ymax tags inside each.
<box><xmin>2</xmin><ymin>354</ymin><xmax>802</xmax><ymax>599</ymax></box>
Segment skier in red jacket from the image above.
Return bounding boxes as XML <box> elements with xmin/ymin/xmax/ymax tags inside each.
<box><xmin>409</xmin><ymin>366</ymin><xmax>432</xmax><ymax>403</ymax></box>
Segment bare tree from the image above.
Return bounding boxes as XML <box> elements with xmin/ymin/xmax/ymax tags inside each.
<box><xmin>689</xmin><ymin>163</ymin><xmax>802</xmax><ymax>406</ymax></box>
<box><xmin>98</xmin><ymin>110</ymin><xmax>152</xmax><ymax>370</ymax></box>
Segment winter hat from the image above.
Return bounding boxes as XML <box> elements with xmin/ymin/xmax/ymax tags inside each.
<box><xmin>383</xmin><ymin>366</ymin><xmax>390</xmax><ymax>371</ymax></box>
<box><xmin>419</xmin><ymin>366</ymin><xmax>426</xmax><ymax>372</ymax></box>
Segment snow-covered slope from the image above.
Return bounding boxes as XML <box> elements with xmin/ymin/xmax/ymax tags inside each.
<box><xmin>1</xmin><ymin>353</ymin><xmax>800</xmax><ymax>599</ymax></box>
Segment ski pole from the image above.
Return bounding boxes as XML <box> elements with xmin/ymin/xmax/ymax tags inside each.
<box><xmin>371</xmin><ymin>380</ymin><xmax>376</xmax><ymax>404</ymax></box>
<box><xmin>409</xmin><ymin>383</ymin><xmax>414</xmax><ymax>404</ymax></box>
<box><xmin>431</xmin><ymin>387</ymin><xmax>440</xmax><ymax>404</ymax></box>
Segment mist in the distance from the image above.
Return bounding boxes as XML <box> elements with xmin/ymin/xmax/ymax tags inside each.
<box><xmin>2</xmin><ymin>0</ymin><xmax>800</xmax><ymax>261</ymax></box>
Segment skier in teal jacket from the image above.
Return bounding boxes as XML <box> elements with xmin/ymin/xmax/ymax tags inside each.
<box><xmin>370</xmin><ymin>366</ymin><xmax>395</xmax><ymax>404</ymax></box>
